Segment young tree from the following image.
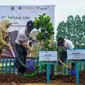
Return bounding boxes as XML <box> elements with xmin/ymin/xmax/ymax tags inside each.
<box><xmin>33</xmin><ymin>13</ymin><xmax>55</xmax><ymax>50</ymax></box>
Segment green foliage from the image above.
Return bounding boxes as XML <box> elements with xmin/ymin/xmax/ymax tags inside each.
<box><xmin>33</xmin><ymin>13</ymin><xmax>55</xmax><ymax>50</ymax></box>
<box><xmin>57</xmin><ymin>15</ymin><xmax>85</xmax><ymax>48</ymax></box>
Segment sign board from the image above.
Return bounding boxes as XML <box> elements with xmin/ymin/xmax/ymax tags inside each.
<box><xmin>39</xmin><ymin>51</ymin><xmax>57</xmax><ymax>61</ymax></box>
<box><xmin>67</xmin><ymin>49</ymin><xmax>85</xmax><ymax>60</ymax></box>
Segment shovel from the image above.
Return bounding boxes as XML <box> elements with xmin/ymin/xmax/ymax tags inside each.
<box><xmin>8</xmin><ymin>42</ymin><xmax>36</xmax><ymax>77</ymax></box>
<box><xmin>58</xmin><ymin>58</ymin><xmax>76</xmax><ymax>76</ymax></box>
<box><xmin>8</xmin><ymin>42</ymin><xmax>15</xmax><ymax>58</ymax></box>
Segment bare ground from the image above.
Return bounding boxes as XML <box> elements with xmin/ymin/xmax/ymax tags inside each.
<box><xmin>0</xmin><ymin>80</ymin><xmax>77</xmax><ymax>85</ymax></box>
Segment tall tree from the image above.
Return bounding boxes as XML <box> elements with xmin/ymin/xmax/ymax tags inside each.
<box><xmin>57</xmin><ymin>15</ymin><xmax>85</xmax><ymax>48</ymax></box>
<box><xmin>57</xmin><ymin>21</ymin><xmax>67</xmax><ymax>38</ymax></box>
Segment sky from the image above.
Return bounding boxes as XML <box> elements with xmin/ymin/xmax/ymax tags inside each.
<box><xmin>0</xmin><ymin>0</ymin><xmax>85</xmax><ymax>28</ymax></box>
<box><xmin>0</xmin><ymin>0</ymin><xmax>85</xmax><ymax>38</ymax></box>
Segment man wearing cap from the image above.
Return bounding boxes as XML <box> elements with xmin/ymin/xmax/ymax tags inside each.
<box><xmin>15</xmin><ymin>20</ymin><xmax>34</xmax><ymax>75</ymax></box>
<box><xmin>56</xmin><ymin>37</ymin><xmax>75</xmax><ymax>75</ymax></box>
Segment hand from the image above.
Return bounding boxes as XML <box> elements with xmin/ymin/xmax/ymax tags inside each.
<box><xmin>58</xmin><ymin>57</ymin><xmax>60</xmax><ymax>61</ymax></box>
<box><xmin>8</xmin><ymin>45</ymin><xmax>12</xmax><ymax>50</ymax></box>
<box><xmin>29</xmin><ymin>48</ymin><xmax>33</xmax><ymax>53</ymax></box>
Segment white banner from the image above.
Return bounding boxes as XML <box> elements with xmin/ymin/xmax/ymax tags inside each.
<box><xmin>0</xmin><ymin>5</ymin><xmax>54</xmax><ymax>32</ymax></box>
<box><xmin>67</xmin><ymin>49</ymin><xmax>85</xmax><ymax>60</ymax></box>
<box><xmin>39</xmin><ymin>51</ymin><xmax>57</xmax><ymax>61</ymax></box>
<box><xmin>0</xmin><ymin>5</ymin><xmax>54</xmax><ymax>57</ymax></box>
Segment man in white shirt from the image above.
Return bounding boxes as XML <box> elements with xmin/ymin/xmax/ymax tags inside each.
<box><xmin>15</xmin><ymin>20</ymin><xmax>34</xmax><ymax>75</ymax></box>
<box><xmin>56</xmin><ymin>37</ymin><xmax>75</xmax><ymax>75</ymax></box>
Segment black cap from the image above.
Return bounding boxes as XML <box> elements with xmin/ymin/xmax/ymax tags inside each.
<box><xmin>57</xmin><ymin>37</ymin><xmax>64</xmax><ymax>42</ymax></box>
<box><xmin>57</xmin><ymin>37</ymin><xmax>64</xmax><ymax>46</ymax></box>
<box><xmin>26</xmin><ymin>20</ymin><xmax>34</xmax><ymax>31</ymax></box>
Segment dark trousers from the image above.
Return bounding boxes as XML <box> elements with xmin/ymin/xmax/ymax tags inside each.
<box><xmin>58</xmin><ymin>51</ymin><xmax>75</xmax><ymax>70</ymax></box>
<box><xmin>15</xmin><ymin>43</ymin><xmax>27</xmax><ymax>75</ymax></box>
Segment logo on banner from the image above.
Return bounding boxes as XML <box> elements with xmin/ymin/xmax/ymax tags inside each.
<box><xmin>11</xmin><ymin>6</ymin><xmax>22</xmax><ymax>10</ymax></box>
<box><xmin>39</xmin><ymin>6</ymin><xmax>49</xmax><ymax>10</ymax></box>
<box><xmin>11</xmin><ymin>7</ymin><xmax>15</xmax><ymax>10</ymax></box>
<box><xmin>18</xmin><ymin>7</ymin><xmax>22</xmax><ymax>10</ymax></box>
<box><xmin>23</xmin><ymin>6</ymin><xmax>49</xmax><ymax>11</ymax></box>
<box><xmin>23</xmin><ymin>6</ymin><xmax>39</xmax><ymax>10</ymax></box>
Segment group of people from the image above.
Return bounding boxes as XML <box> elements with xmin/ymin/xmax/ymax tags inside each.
<box><xmin>0</xmin><ymin>17</ymin><xmax>75</xmax><ymax>76</ymax></box>
<box><xmin>0</xmin><ymin>17</ymin><xmax>34</xmax><ymax>75</ymax></box>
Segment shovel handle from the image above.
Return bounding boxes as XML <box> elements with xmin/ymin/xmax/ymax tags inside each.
<box><xmin>58</xmin><ymin>58</ymin><xmax>69</xmax><ymax>69</ymax></box>
<box><xmin>8</xmin><ymin>42</ymin><xmax>15</xmax><ymax>58</ymax></box>
<box><xmin>58</xmin><ymin>58</ymin><xmax>76</xmax><ymax>76</ymax></box>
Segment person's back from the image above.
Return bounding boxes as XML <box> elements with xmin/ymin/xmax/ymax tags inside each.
<box><xmin>64</xmin><ymin>39</ymin><xmax>74</xmax><ymax>49</ymax></box>
<box><xmin>15</xmin><ymin>28</ymin><xmax>28</xmax><ymax>45</ymax></box>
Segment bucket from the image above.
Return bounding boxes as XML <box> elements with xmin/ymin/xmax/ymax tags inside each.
<box><xmin>26</xmin><ymin>59</ymin><xmax>35</xmax><ymax>73</ymax></box>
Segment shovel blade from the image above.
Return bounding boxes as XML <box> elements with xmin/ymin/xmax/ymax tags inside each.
<box><xmin>68</xmin><ymin>69</ymin><xmax>76</xmax><ymax>76</ymax></box>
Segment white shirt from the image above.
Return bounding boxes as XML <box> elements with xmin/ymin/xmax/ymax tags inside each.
<box><xmin>64</xmin><ymin>39</ymin><xmax>74</xmax><ymax>49</ymax></box>
<box><xmin>15</xmin><ymin>28</ymin><xmax>29</xmax><ymax>45</ymax></box>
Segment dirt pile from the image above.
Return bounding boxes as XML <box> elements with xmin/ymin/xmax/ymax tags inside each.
<box><xmin>62</xmin><ymin>76</ymin><xmax>75</xmax><ymax>83</ymax></box>
<box><xmin>0</xmin><ymin>70</ymin><xmax>85</xmax><ymax>85</ymax></box>
<box><xmin>0</xmin><ymin>73</ymin><xmax>46</xmax><ymax>83</ymax></box>
<box><xmin>62</xmin><ymin>70</ymin><xmax>85</xmax><ymax>85</ymax></box>
<box><xmin>79</xmin><ymin>70</ymin><xmax>85</xmax><ymax>85</ymax></box>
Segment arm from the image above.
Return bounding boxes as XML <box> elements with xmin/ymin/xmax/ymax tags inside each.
<box><xmin>18</xmin><ymin>33</ymin><xmax>33</xmax><ymax>52</ymax></box>
<box><xmin>20</xmin><ymin>40</ymin><xmax>32</xmax><ymax>52</ymax></box>
<box><xmin>0</xmin><ymin>34</ymin><xmax>10</xmax><ymax>48</ymax></box>
<box><xmin>67</xmin><ymin>41</ymin><xmax>74</xmax><ymax>49</ymax></box>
